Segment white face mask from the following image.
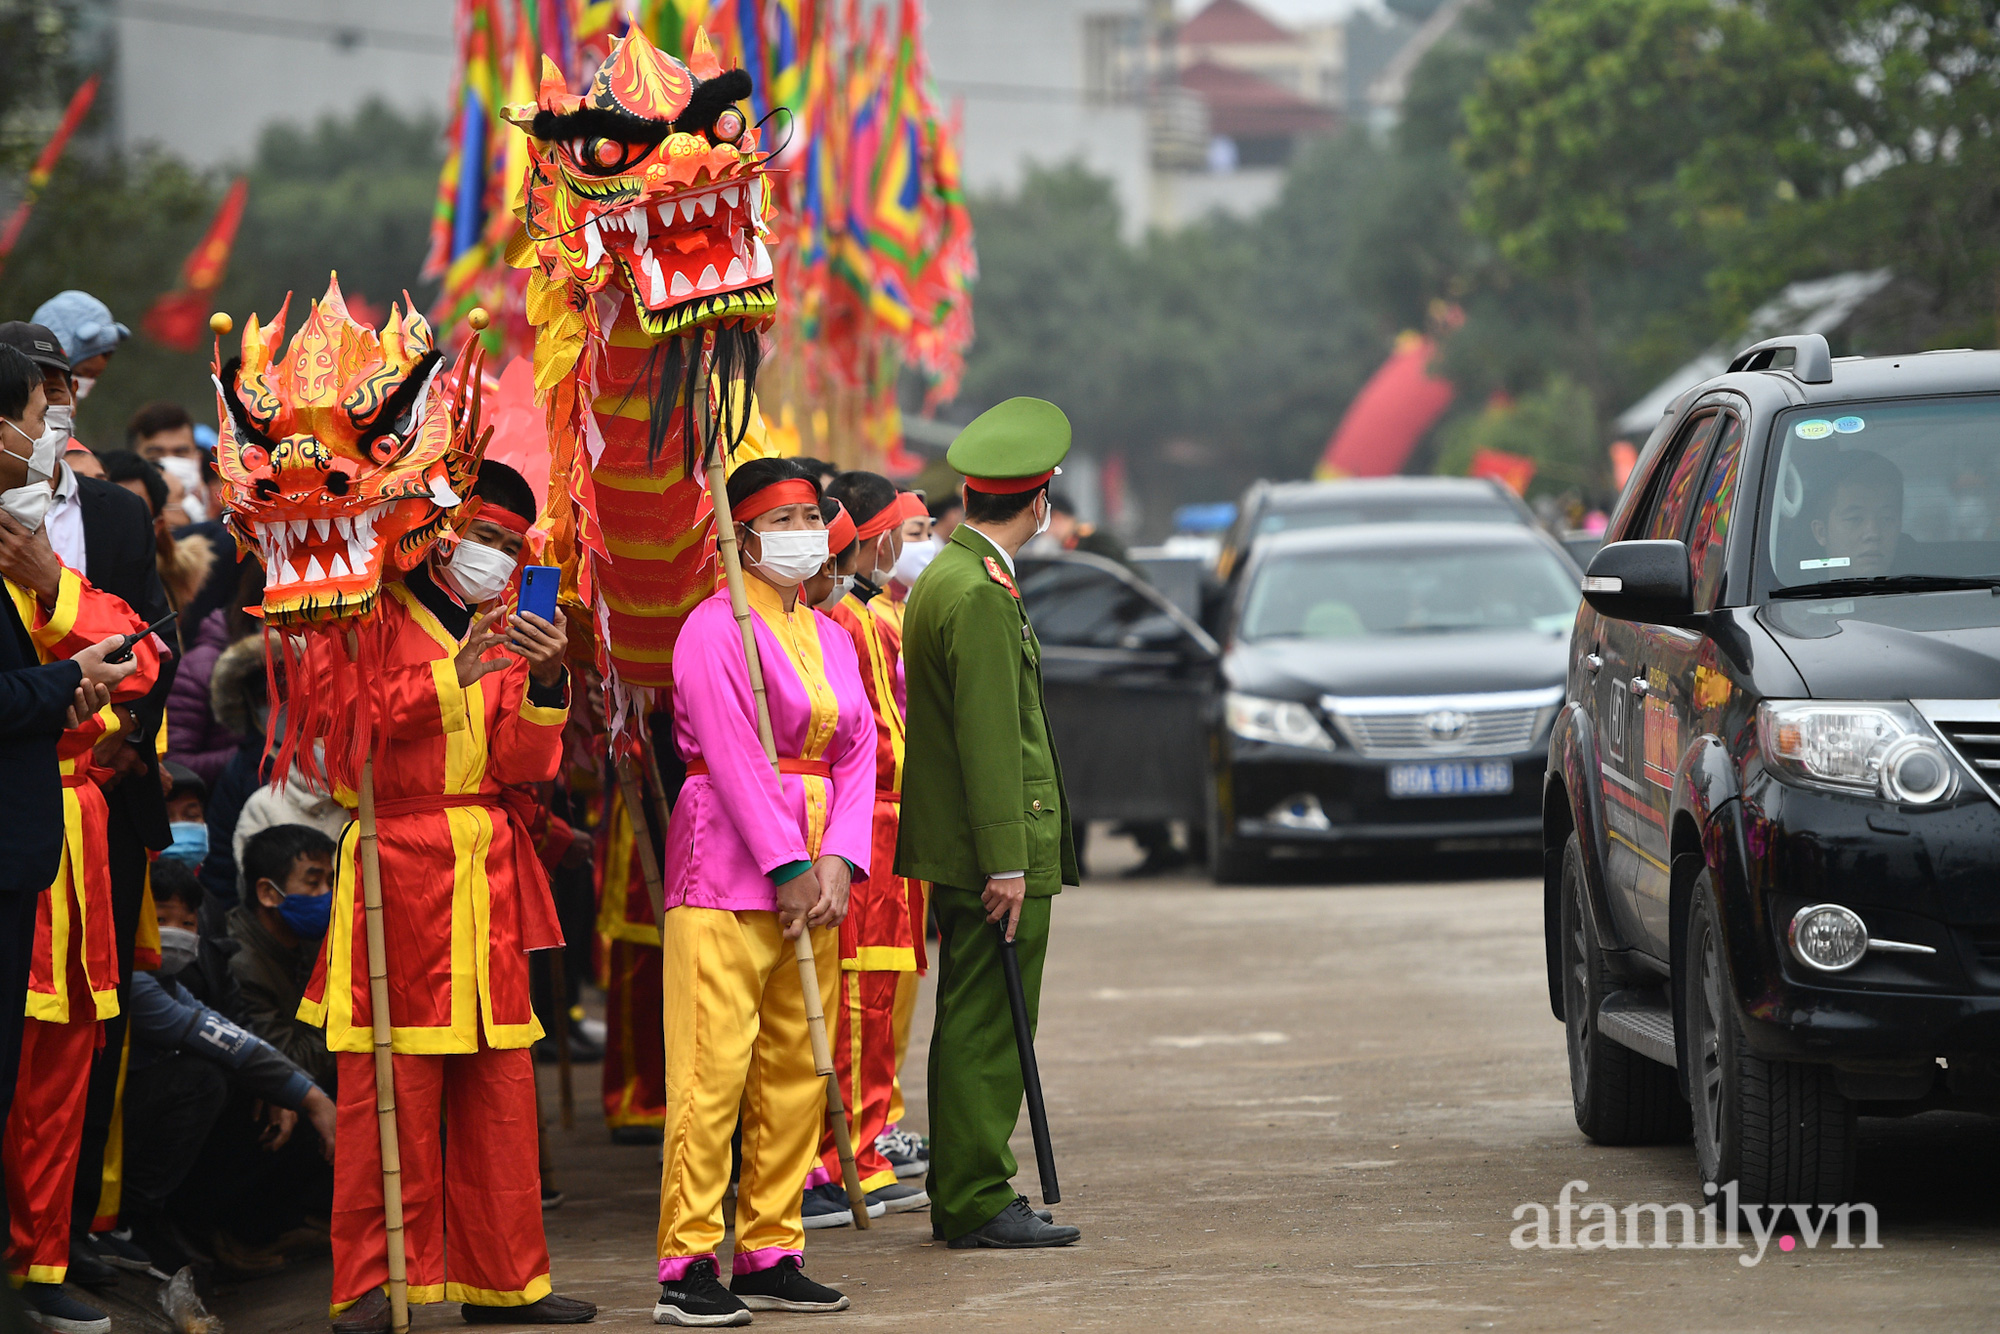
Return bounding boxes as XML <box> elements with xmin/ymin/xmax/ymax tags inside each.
<box><xmin>865</xmin><ymin>533</ymin><xmax>897</xmax><ymax>586</ymax></box>
<box><xmin>157</xmin><ymin>454</ymin><xmax>207</xmax><ymax>523</ymax></box>
<box><xmin>41</xmin><ymin>405</ymin><xmax>73</xmax><ymax>454</ymax></box>
<box><xmin>71</xmin><ymin>375</ymin><xmax>95</xmax><ymax>401</ymax></box>
<box><xmin>746</xmin><ymin>526</ymin><xmax>830</xmax><ymax>587</ymax></box>
<box><xmin>157</xmin><ymin>925</ymin><xmax>199</xmax><ymax>976</ymax></box>
<box><xmin>1</xmin><ymin>418</ymin><xmax>58</xmax><ymax>533</ymax></box>
<box><xmin>816</xmin><ymin>573</ymin><xmax>855</xmax><ymax>610</ymax></box>
<box><xmin>443</xmin><ymin>538</ymin><xmax>518</xmax><ymax>605</ymax></box>
<box><xmin>892</xmin><ymin>536</ymin><xmax>936</xmax><ymax>587</ymax></box>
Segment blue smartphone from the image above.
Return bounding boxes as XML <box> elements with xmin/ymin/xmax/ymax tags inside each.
<box><xmin>518</xmin><ymin>565</ymin><xmax>560</xmax><ymax>625</ymax></box>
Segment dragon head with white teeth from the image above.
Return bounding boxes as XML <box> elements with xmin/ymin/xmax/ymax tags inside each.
<box><xmin>212</xmin><ymin>274</ymin><xmax>487</xmax><ymax>628</ymax></box>
<box><xmin>505</xmin><ymin>24</ymin><xmax>774</xmax><ymax>465</ymax></box>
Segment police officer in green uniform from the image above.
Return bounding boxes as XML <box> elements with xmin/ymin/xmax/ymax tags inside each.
<box><xmin>896</xmin><ymin>397</ymin><xmax>1083</xmax><ymax>1249</ymax></box>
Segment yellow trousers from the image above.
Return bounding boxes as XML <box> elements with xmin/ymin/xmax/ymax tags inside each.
<box><xmin>656</xmin><ymin>908</ymin><xmax>838</xmax><ymax>1281</ymax></box>
<box><xmin>886</xmin><ymin>969</ymin><xmax>919</xmax><ymax>1130</ymax></box>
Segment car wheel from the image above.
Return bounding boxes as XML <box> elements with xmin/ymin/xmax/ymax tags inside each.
<box><xmin>1684</xmin><ymin>872</ymin><xmax>1855</xmax><ymax>1206</ymax></box>
<box><xmin>1560</xmin><ymin>834</ymin><xmax>1689</xmax><ymax>1144</ymax></box>
<box><xmin>1205</xmin><ymin>783</ymin><xmax>1266</xmax><ymax>884</ymax></box>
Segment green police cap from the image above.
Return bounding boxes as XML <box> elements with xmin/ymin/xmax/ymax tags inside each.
<box><xmin>947</xmin><ymin>396</ymin><xmax>1070</xmax><ymax>493</ymax></box>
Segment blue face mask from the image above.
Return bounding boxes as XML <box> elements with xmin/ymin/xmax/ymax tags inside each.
<box><xmin>164</xmin><ymin>821</ymin><xmax>208</xmax><ymax>865</ymax></box>
<box><xmin>275</xmin><ymin>890</ymin><xmax>333</xmax><ymax>939</ymax></box>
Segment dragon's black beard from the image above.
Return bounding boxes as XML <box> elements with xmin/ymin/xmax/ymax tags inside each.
<box><xmin>629</xmin><ymin>327</ymin><xmax>763</xmax><ymax>476</ymax></box>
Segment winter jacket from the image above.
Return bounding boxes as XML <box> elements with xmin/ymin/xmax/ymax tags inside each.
<box><xmin>166</xmin><ymin>609</ymin><xmax>239</xmax><ymax>786</ymax></box>
<box><xmin>225</xmin><ymin>903</ymin><xmax>336</xmax><ymax>1092</ymax></box>
<box><xmin>128</xmin><ymin>970</ymin><xmax>321</xmax><ymax>1110</ymax></box>
<box><xmin>232</xmin><ymin>774</ymin><xmax>350</xmax><ymax>893</ymax></box>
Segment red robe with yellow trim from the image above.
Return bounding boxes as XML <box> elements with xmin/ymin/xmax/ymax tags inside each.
<box><xmin>594</xmin><ymin>780</ymin><xmax>665</xmax><ymax>1130</ymax></box>
<box><xmin>299</xmin><ymin>581</ymin><xmax>568</xmax><ymax>1053</ymax></box>
<box><xmin>4</xmin><ymin>567</ymin><xmax>159</xmax><ymax>1284</ymax></box>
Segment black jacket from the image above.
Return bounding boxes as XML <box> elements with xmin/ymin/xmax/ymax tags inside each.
<box><xmin>0</xmin><ymin>592</ymin><xmax>83</xmax><ymax>894</ymax></box>
<box><xmin>76</xmin><ymin>475</ymin><xmax>175</xmax><ymax>853</ymax></box>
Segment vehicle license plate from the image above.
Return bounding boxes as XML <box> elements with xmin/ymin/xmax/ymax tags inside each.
<box><xmin>1386</xmin><ymin>761</ymin><xmax>1514</xmax><ymax>798</ymax></box>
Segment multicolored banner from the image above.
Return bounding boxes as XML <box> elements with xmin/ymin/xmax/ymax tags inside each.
<box><xmin>422</xmin><ymin>0</ymin><xmax>974</xmax><ymax>471</ymax></box>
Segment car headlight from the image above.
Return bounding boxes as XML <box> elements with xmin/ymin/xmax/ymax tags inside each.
<box><xmin>1225</xmin><ymin>692</ymin><xmax>1334</xmax><ymax>750</ymax></box>
<box><xmin>1756</xmin><ymin>701</ymin><xmax>1958</xmax><ymax>804</ymax></box>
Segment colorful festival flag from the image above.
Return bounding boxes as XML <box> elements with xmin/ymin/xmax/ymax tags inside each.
<box><xmin>142</xmin><ymin>176</ymin><xmax>250</xmax><ymax>351</ymax></box>
<box><xmin>0</xmin><ymin>75</ymin><xmax>101</xmax><ymax>274</ymax></box>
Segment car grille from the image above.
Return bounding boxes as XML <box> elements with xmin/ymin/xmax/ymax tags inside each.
<box><xmin>1931</xmin><ymin>720</ymin><xmax>2000</xmax><ymax>779</ymax></box>
<box><xmin>1322</xmin><ymin>688</ymin><xmax>1561</xmax><ymax>760</ymax></box>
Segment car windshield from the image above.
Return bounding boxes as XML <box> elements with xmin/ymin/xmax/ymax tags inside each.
<box><xmin>1239</xmin><ymin>543</ymin><xmax>1580</xmax><ymax>641</ymax></box>
<box><xmin>1763</xmin><ymin>395</ymin><xmax>2000</xmax><ymax>595</ymax></box>
<box><xmin>1257</xmin><ymin>498</ymin><xmax>1515</xmax><ymax>535</ymax></box>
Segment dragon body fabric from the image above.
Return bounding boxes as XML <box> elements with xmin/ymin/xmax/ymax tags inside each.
<box><xmin>503</xmin><ymin>27</ymin><xmax>784</xmax><ymax>694</ymax></box>
<box><xmin>210</xmin><ymin>276</ymin><xmax>490</xmax><ymax>785</ymax></box>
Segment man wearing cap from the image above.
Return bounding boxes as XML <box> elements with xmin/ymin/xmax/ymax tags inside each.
<box><xmin>896</xmin><ymin>396</ymin><xmax>1082</xmax><ymax>1250</ymax></box>
<box><xmin>31</xmin><ymin>291</ymin><xmax>129</xmax><ymax>402</ymax></box>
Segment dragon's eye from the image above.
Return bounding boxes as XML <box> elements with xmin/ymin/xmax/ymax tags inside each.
<box><xmin>568</xmin><ymin>136</ymin><xmax>653</xmax><ymax>175</ymax></box>
<box><xmin>710</xmin><ymin>108</ymin><xmax>746</xmax><ymax>146</ymax></box>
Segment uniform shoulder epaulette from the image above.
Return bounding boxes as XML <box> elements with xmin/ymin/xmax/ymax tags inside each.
<box><xmin>982</xmin><ymin>556</ymin><xmax>1020</xmax><ymax>599</ymax></box>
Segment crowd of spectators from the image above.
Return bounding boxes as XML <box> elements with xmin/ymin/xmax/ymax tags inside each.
<box><xmin>0</xmin><ymin>294</ymin><xmax>351</xmax><ymax>1331</ymax></box>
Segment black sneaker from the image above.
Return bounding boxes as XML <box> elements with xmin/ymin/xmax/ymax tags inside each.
<box><xmin>62</xmin><ymin>1240</ymin><xmax>118</xmax><ymax>1290</ymax></box>
<box><xmin>85</xmin><ymin>1228</ymin><xmax>152</xmax><ymax>1272</ymax></box>
<box><xmin>653</xmin><ymin>1259</ymin><xmax>750</xmax><ymax>1328</ymax></box>
<box><xmin>865</xmin><ymin>1181</ymin><xmax>929</xmax><ymax>1213</ymax></box>
<box><xmin>729</xmin><ymin>1256</ymin><xmax>849</xmax><ymax>1313</ymax></box>
<box><xmin>933</xmin><ymin>1205</ymin><xmax>1053</xmax><ymax>1240</ymax></box>
<box><xmin>20</xmin><ymin>1282</ymin><xmax>110</xmax><ymax>1334</ymax></box>
<box><xmin>801</xmin><ymin>1180</ymin><xmax>853</xmax><ymax>1230</ymax></box>
<box><xmin>947</xmin><ymin>1196</ymin><xmax>1080</xmax><ymax>1249</ymax></box>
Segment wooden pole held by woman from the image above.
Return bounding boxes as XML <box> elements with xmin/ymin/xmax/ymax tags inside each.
<box><xmin>703</xmin><ymin>444</ymin><xmax>870</xmax><ymax>1229</ymax></box>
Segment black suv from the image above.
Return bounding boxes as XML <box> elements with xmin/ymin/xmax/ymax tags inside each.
<box><xmin>1548</xmin><ymin>333</ymin><xmax>2000</xmax><ymax>1205</ymax></box>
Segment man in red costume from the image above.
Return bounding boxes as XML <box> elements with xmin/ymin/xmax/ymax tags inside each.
<box><xmin>801</xmin><ymin>473</ymin><xmax>927</xmax><ymax>1224</ymax></box>
<box><xmin>300</xmin><ymin>462</ymin><xmax>597</xmax><ymax>1331</ymax></box>
<box><xmin>0</xmin><ymin>503</ymin><xmax>160</xmax><ymax>1332</ymax></box>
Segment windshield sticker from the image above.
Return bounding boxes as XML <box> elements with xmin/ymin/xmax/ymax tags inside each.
<box><xmin>1795</xmin><ymin>419</ymin><xmax>1835</xmax><ymax>439</ymax></box>
<box><xmin>1800</xmin><ymin>556</ymin><xmax>1851</xmax><ymax>569</ymax></box>
<box><xmin>1834</xmin><ymin>415</ymin><xmax>1866</xmax><ymax>434</ymax></box>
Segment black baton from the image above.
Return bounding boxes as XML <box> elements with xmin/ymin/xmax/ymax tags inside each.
<box><xmin>999</xmin><ymin>932</ymin><xmax>1060</xmax><ymax>1205</ymax></box>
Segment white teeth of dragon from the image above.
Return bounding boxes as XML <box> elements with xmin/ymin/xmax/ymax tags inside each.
<box><xmin>327</xmin><ymin>554</ymin><xmax>350</xmax><ymax>580</ymax></box>
<box><xmin>629</xmin><ymin>203</ymin><xmax>648</xmax><ymax>250</ymax></box>
<box><xmin>659</xmin><ymin>202</ymin><xmax>677</xmax><ymax>230</ymax></box>
<box><xmin>303</xmin><ymin>556</ymin><xmax>325</xmax><ymax>584</ymax></box>
<box><xmin>680</xmin><ymin>196</ymin><xmax>698</xmax><ymax>223</ymax></box>
<box><xmin>721</xmin><ymin>186</ymin><xmax>739</xmax><ymax>209</ymax></box>
<box><xmin>700</xmin><ymin>192</ymin><xmax>717</xmax><ymax>217</ymax></box>
<box><xmin>312</xmin><ymin>517</ymin><xmax>331</xmax><ymax>542</ymax></box>
<box><xmin>670</xmin><ymin>268</ymin><xmax>693</xmax><ymax>298</ymax></box>
<box><xmin>644</xmin><ymin>251</ymin><xmax>668</xmax><ymax>305</ymax></box>
<box><xmin>430</xmin><ymin>477</ymin><xmax>461</xmax><ymax>507</ymax></box>
<box><xmin>289</xmin><ymin>518</ymin><xmax>307</xmax><ymax>544</ymax></box>
<box><xmin>723</xmin><ymin>256</ymin><xmax>747</xmax><ymax>285</ymax></box>
<box><xmin>697</xmin><ymin>263</ymin><xmax>721</xmax><ymax>292</ymax></box>
<box><xmin>584</xmin><ymin>218</ymin><xmax>604</xmax><ymax>267</ymax></box>
<box><xmin>752</xmin><ymin>237</ymin><xmax>773</xmax><ymax>280</ymax></box>
<box><xmin>748</xmin><ymin>178</ymin><xmax>762</xmax><ymax>216</ymax></box>
<box><xmin>332</xmin><ymin>515</ymin><xmax>352</xmax><ymax>540</ymax></box>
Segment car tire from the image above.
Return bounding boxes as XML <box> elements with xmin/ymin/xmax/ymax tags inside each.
<box><xmin>1205</xmin><ymin>787</ymin><xmax>1266</xmax><ymax>884</ymax></box>
<box><xmin>1560</xmin><ymin>834</ymin><xmax>1689</xmax><ymax>1145</ymax></box>
<box><xmin>1683</xmin><ymin>872</ymin><xmax>1855</xmax><ymax>1206</ymax></box>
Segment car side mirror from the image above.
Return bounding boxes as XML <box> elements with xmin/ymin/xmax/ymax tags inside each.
<box><xmin>1582</xmin><ymin>539</ymin><xmax>1694</xmax><ymax>625</ymax></box>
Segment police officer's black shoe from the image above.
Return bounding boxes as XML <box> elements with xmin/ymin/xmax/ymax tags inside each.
<box><xmin>932</xmin><ymin>1203</ymin><xmax>1053</xmax><ymax>1241</ymax></box>
<box><xmin>945</xmin><ymin>1196</ymin><xmax>1077</xmax><ymax>1249</ymax></box>
<box><xmin>653</xmin><ymin>1259</ymin><xmax>749</xmax><ymax>1327</ymax></box>
<box><xmin>729</xmin><ymin>1256</ymin><xmax>849</xmax><ymax>1313</ymax></box>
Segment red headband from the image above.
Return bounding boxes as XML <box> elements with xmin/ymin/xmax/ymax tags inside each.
<box><xmin>895</xmin><ymin>491</ymin><xmax>929</xmax><ymax>521</ymax></box>
<box><xmin>962</xmin><ymin>468</ymin><xmax>1054</xmax><ymax>495</ymax></box>
<box><xmin>476</xmin><ymin>503</ymin><xmax>533</xmax><ymax>536</ymax></box>
<box><xmin>733</xmin><ymin>478</ymin><xmax>818</xmax><ymax>523</ymax></box>
<box><xmin>825</xmin><ymin>501</ymin><xmax>857</xmax><ymax>553</ymax></box>
<box><xmin>854</xmin><ymin>502</ymin><xmax>901</xmax><ymax>542</ymax></box>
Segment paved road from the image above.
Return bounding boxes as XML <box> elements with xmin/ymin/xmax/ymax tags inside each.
<box><xmin>215</xmin><ymin>857</ymin><xmax>2000</xmax><ymax>1332</ymax></box>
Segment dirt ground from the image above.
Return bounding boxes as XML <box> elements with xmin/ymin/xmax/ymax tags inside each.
<box><xmin>203</xmin><ymin>842</ymin><xmax>2000</xmax><ymax>1333</ymax></box>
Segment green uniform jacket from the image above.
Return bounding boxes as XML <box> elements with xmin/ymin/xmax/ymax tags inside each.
<box><xmin>895</xmin><ymin>524</ymin><xmax>1078</xmax><ymax>896</ymax></box>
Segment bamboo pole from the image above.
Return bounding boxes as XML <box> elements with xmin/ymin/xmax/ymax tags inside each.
<box><xmin>350</xmin><ymin>631</ymin><xmax>411</xmax><ymax>1334</ymax></box>
<box><xmin>703</xmin><ymin>443</ymin><xmax>870</xmax><ymax>1228</ymax></box>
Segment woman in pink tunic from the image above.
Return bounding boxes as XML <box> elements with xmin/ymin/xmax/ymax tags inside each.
<box><xmin>653</xmin><ymin>457</ymin><xmax>875</xmax><ymax>1326</ymax></box>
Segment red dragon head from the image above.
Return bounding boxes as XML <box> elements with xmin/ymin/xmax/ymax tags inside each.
<box><xmin>212</xmin><ymin>275</ymin><xmax>487</xmax><ymax>627</ymax></box>
<box><xmin>505</xmin><ymin>26</ymin><xmax>774</xmax><ymax>463</ymax></box>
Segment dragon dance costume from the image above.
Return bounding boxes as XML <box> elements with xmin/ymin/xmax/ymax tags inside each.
<box><xmin>3</xmin><ymin>566</ymin><xmax>160</xmax><ymax>1285</ymax></box>
<box><xmin>596</xmin><ymin>772</ymin><xmax>666</xmax><ymax>1133</ymax></box>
